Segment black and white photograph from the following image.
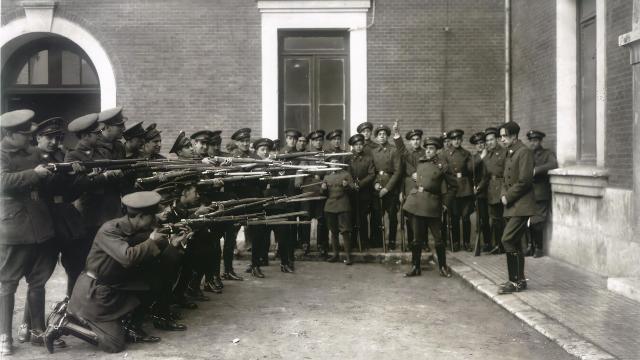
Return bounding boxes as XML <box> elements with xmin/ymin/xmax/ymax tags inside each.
<box><xmin>0</xmin><ymin>0</ymin><xmax>639</xmax><ymax>359</ymax></box>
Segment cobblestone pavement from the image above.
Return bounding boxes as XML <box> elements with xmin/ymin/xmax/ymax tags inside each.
<box><xmin>5</xmin><ymin>260</ymin><xmax>574</xmax><ymax>360</ymax></box>
<box><xmin>450</xmin><ymin>251</ymin><xmax>640</xmax><ymax>360</ymax></box>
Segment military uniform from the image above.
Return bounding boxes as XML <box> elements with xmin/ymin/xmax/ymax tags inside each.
<box><xmin>394</xmin><ymin>129</ymin><xmax>423</xmax><ymax>251</ymax></box>
<box><xmin>498</xmin><ymin>122</ymin><xmax>537</xmax><ymax>294</ymax></box>
<box><xmin>469</xmin><ymin>132</ymin><xmax>491</xmax><ymax>252</ymax></box>
<box><xmin>527</xmin><ymin>130</ymin><xmax>558</xmax><ymax>257</ymax></box>
<box><xmin>402</xmin><ymin>137</ymin><xmax>457</xmax><ymax>277</ymax></box>
<box><xmin>477</xmin><ymin>128</ymin><xmax>507</xmax><ymax>253</ymax></box>
<box><xmin>440</xmin><ymin>129</ymin><xmax>474</xmax><ymax>251</ymax></box>
<box><xmin>347</xmin><ymin>134</ymin><xmax>375</xmax><ymax>251</ymax></box>
<box><xmin>95</xmin><ymin>106</ymin><xmax>126</xmax><ymax>160</ymax></box>
<box><xmin>66</xmin><ymin>192</ymin><xmax>165</xmax><ymax>353</ymax></box>
<box><xmin>370</xmin><ymin>125</ymin><xmax>402</xmax><ymax>250</ymax></box>
<box><xmin>122</xmin><ymin>121</ymin><xmax>145</xmax><ymax>159</ymax></box>
<box><xmin>357</xmin><ymin>122</ymin><xmax>379</xmax><ymax>156</ymax></box>
<box><xmin>323</xmin><ymin>166</ymin><xmax>354</xmax><ymax>264</ymax></box>
<box><xmin>0</xmin><ymin>110</ymin><xmax>57</xmax><ymax>355</ymax></box>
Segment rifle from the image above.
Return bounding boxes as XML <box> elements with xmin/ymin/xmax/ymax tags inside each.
<box><xmin>379</xmin><ymin>195</ymin><xmax>387</xmax><ymax>253</ymax></box>
<box><xmin>472</xmin><ymin>155</ymin><xmax>482</xmax><ymax>256</ymax></box>
<box><xmin>210</xmin><ymin>156</ymin><xmax>274</xmax><ymax>165</ymax></box>
<box><xmin>399</xmin><ymin>182</ymin><xmax>407</xmax><ymax>253</ymax></box>
<box><xmin>353</xmin><ymin>178</ymin><xmax>362</xmax><ymax>252</ymax></box>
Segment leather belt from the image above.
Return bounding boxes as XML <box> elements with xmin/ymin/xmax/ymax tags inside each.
<box><xmin>417</xmin><ymin>186</ymin><xmax>438</xmax><ymax>195</ymax></box>
<box><xmin>378</xmin><ymin>171</ymin><xmax>392</xmax><ymax>176</ymax></box>
<box><xmin>456</xmin><ymin>173</ymin><xmax>467</xmax><ymax>178</ymax></box>
<box><xmin>491</xmin><ymin>175</ymin><xmax>504</xmax><ymax>180</ymax></box>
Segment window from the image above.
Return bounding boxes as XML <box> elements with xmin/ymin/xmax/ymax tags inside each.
<box><xmin>578</xmin><ymin>0</ymin><xmax>597</xmax><ymax>164</ymax></box>
<box><xmin>279</xmin><ymin>31</ymin><xmax>349</xmax><ymax>144</ymax></box>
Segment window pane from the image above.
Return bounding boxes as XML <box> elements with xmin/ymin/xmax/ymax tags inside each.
<box><xmin>318</xmin><ymin>59</ymin><xmax>344</xmax><ymax>104</ymax></box>
<box><xmin>29</xmin><ymin>50</ymin><xmax>48</xmax><ymax>85</ymax></box>
<box><xmin>318</xmin><ymin>105</ymin><xmax>344</xmax><ymax>132</ymax></box>
<box><xmin>284</xmin><ymin>58</ymin><xmax>311</xmax><ymax>104</ymax></box>
<box><xmin>81</xmin><ymin>58</ymin><xmax>99</xmax><ymax>85</ymax></box>
<box><xmin>15</xmin><ymin>63</ymin><xmax>28</xmax><ymax>85</ymax></box>
<box><xmin>285</xmin><ymin>105</ymin><xmax>311</xmax><ymax>134</ymax></box>
<box><xmin>580</xmin><ymin>0</ymin><xmax>596</xmax><ymax>21</ymax></box>
<box><xmin>579</xmin><ymin>18</ymin><xmax>597</xmax><ymax>162</ymax></box>
<box><xmin>284</xmin><ymin>37</ymin><xmax>345</xmax><ymax>51</ymax></box>
<box><xmin>62</xmin><ymin>50</ymin><xmax>81</xmax><ymax>85</ymax></box>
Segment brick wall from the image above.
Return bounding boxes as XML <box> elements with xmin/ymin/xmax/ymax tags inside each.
<box><xmin>510</xmin><ymin>0</ymin><xmax>557</xmax><ymax>151</ymax></box>
<box><xmin>605</xmin><ymin>0</ymin><xmax>633</xmax><ymax>189</ymax></box>
<box><xmin>367</xmin><ymin>0</ymin><xmax>506</xmax><ymax>146</ymax></box>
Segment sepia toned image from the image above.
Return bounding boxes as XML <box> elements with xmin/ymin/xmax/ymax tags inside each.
<box><xmin>0</xmin><ymin>0</ymin><xmax>638</xmax><ymax>359</ymax></box>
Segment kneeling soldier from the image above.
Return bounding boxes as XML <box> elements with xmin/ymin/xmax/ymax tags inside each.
<box><xmin>45</xmin><ymin>191</ymin><xmax>189</xmax><ymax>353</ymax></box>
<box><xmin>403</xmin><ymin>137</ymin><xmax>457</xmax><ymax>277</ymax></box>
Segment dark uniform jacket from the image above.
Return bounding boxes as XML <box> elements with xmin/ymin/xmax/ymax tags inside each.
<box><xmin>95</xmin><ymin>133</ymin><xmax>125</xmax><ymax>160</ymax></box>
<box><xmin>347</xmin><ymin>151</ymin><xmax>375</xmax><ymax>202</ymax></box>
<box><xmin>471</xmin><ymin>153</ymin><xmax>487</xmax><ymax>199</ymax></box>
<box><xmin>363</xmin><ymin>139</ymin><xmax>379</xmax><ymax>156</ymax></box>
<box><xmin>501</xmin><ymin>141</ymin><xmax>537</xmax><ymax>217</ymax></box>
<box><xmin>394</xmin><ymin>137</ymin><xmax>422</xmax><ymax>195</ymax></box>
<box><xmin>68</xmin><ymin>216</ymin><xmax>162</xmax><ymax>322</ymax></box>
<box><xmin>532</xmin><ymin>147</ymin><xmax>558</xmax><ymax>201</ymax></box>
<box><xmin>65</xmin><ymin>139</ymin><xmax>122</xmax><ymax>229</ymax></box>
<box><xmin>0</xmin><ymin>140</ymin><xmax>55</xmax><ymax>245</ymax></box>
<box><xmin>371</xmin><ymin>142</ymin><xmax>401</xmax><ymax>192</ymax></box>
<box><xmin>441</xmin><ymin>146</ymin><xmax>473</xmax><ymax>198</ymax></box>
<box><xmin>403</xmin><ymin>155</ymin><xmax>457</xmax><ymax>218</ymax></box>
<box><xmin>323</xmin><ymin>170</ymin><xmax>353</xmax><ymax>213</ymax></box>
<box><xmin>478</xmin><ymin>146</ymin><xmax>507</xmax><ymax>205</ymax></box>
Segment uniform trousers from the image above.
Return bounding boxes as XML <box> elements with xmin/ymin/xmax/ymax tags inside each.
<box><xmin>350</xmin><ymin>196</ymin><xmax>371</xmax><ymax>250</ymax></box>
<box><xmin>501</xmin><ymin>216</ymin><xmax>529</xmax><ymax>254</ymax></box>
<box><xmin>451</xmin><ymin>196</ymin><xmax>473</xmax><ymax>246</ymax></box>
<box><xmin>488</xmin><ymin>203</ymin><xmax>505</xmax><ymax>248</ymax></box>
<box><xmin>371</xmin><ymin>190</ymin><xmax>399</xmax><ymax>247</ymax></box>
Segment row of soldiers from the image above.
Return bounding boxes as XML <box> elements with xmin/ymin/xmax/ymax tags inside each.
<box><xmin>0</xmin><ymin>105</ymin><xmax>556</xmax><ymax>355</ymax></box>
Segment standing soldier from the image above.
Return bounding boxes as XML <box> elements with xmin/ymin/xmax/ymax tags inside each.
<box><xmin>207</xmin><ymin>131</ymin><xmax>225</xmax><ymax>157</ymax></box>
<box><xmin>322</xmin><ymin>155</ymin><xmax>355</xmax><ymax>264</ymax></box>
<box><xmin>282</xmin><ymin>129</ymin><xmax>301</xmax><ymax>154</ymax></box>
<box><xmin>498</xmin><ymin>121</ymin><xmax>536</xmax><ymax>294</ymax></box>
<box><xmin>357</xmin><ymin>121</ymin><xmax>379</xmax><ymax>156</ymax></box>
<box><xmin>230</xmin><ymin>128</ymin><xmax>252</xmax><ymax>158</ymax></box>
<box><xmin>122</xmin><ymin>121</ymin><xmax>145</xmax><ymax>159</ymax></box>
<box><xmin>392</xmin><ymin>121</ymin><xmax>424</xmax><ymax>251</ymax></box>
<box><xmin>441</xmin><ymin>129</ymin><xmax>474</xmax><ymax>252</ymax></box>
<box><xmin>402</xmin><ymin>136</ymin><xmax>456</xmax><ymax>277</ymax></box>
<box><xmin>140</xmin><ymin>123</ymin><xmax>166</xmax><ymax>160</ymax></box>
<box><xmin>526</xmin><ymin>130</ymin><xmax>557</xmax><ymax>258</ymax></box>
<box><xmin>347</xmin><ymin>134</ymin><xmax>375</xmax><ymax>251</ymax></box>
<box><xmin>470</xmin><ymin>132</ymin><xmax>491</xmax><ymax>252</ymax></box>
<box><xmin>95</xmin><ymin>106</ymin><xmax>126</xmax><ymax>160</ymax></box>
<box><xmin>169</xmin><ymin>131</ymin><xmax>194</xmax><ymax>160</ymax></box>
<box><xmin>0</xmin><ymin>110</ymin><xmax>58</xmax><ymax>355</ymax></box>
<box><xmin>326</xmin><ymin>129</ymin><xmax>344</xmax><ymax>153</ymax></box>
<box><xmin>279</xmin><ymin>129</ymin><xmax>301</xmax><ymax>265</ymax></box>
<box><xmin>295</xmin><ymin>130</ymin><xmax>329</xmax><ymax>257</ymax></box>
<box><xmin>478</xmin><ymin>127</ymin><xmax>507</xmax><ymax>254</ymax></box>
<box><xmin>65</xmin><ymin>114</ymin><xmax>124</xmax><ymax>240</ymax></box>
<box><xmin>370</xmin><ymin>124</ymin><xmax>401</xmax><ymax>250</ymax></box>
<box><xmin>295</xmin><ymin>134</ymin><xmax>308</xmax><ymax>152</ymax></box>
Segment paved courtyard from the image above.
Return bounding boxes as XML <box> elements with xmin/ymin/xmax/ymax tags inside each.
<box><xmin>7</xmin><ymin>260</ymin><xmax>575</xmax><ymax>360</ymax></box>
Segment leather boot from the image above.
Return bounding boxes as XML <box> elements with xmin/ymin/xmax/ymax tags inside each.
<box><xmin>436</xmin><ymin>246</ymin><xmax>451</xmax><ymax>277</ymax></box>
<box><xmin>531</xmin><ymin>225</ymin><xmax>544</xmax><ymax>258</ymax></box>
<box><xmin>405</xmin><ymin>247</ymin><xmax>421</xmax><ymax>277</ymax></box>
<box><xmin>343</xmin><ymin>233</ymin><xmax>353</xmax><ymax>265</ymax></box>
<box><xmin>517</xmin><ymin>253</ymin><xmax>527</xmax><ymax>290</ymax></box>
<box><xmin>44</xmin><ymin>301</ymin><xmax>95</xmax><ymax>354</ymax></box>
<box><xmin>524</xmin><ymin>229</ymin><xmax>534</xmax><ymax>257</ymax></box>
<box><xmin>251</xmin><ymin>266</ymin><xmax>265</xmax><ymax>278</ymax></box>
<box><xmin>18</xmin><ymin>323</ymin><xmax>30</xmax><ymax>343</ymax></box>
<box><xmin>462</xmin><ymin>218</ymin><xmax>471</xmax><ymax>252</ymax></box>
<box><xmin>327</xmin><ymin>235</ymin><xmax>339</xmax><ymax>263</ymax></box>
<box><xmin>498</xmin><ymin>253</ymin><xmax>520</xmax><ymax>294</ymax></box>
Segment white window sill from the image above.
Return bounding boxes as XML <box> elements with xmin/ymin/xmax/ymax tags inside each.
<box><xmin>549</xmin><ymin>166</ymin><xmax>609</xmax><ymax>198</ymax></box>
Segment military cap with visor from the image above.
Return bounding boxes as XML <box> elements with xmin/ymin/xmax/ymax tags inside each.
<box><xmin>448</xmin><ymin>129</ymin><xmax>464</xmax><ymax>139</ymax></box>
<box><xmin>423</xmin><ymin>136</ymin><xmax>443</xmax><ymax>149</ymax></box>
<box><xmin>526</xmin><ymin>129</ymin><xmax>546</xmax><ymax>140</ymax></box>
<box><xmin>356</xmin><ymin>122</ymin><xmax>373</xmax><ymax>133</ymax></box>
<box><xmin>122</xmin><ymin>191</ymin><xmax>162</xmax><ymax>215</ymax></box>
<box><xmin>484</xmin><ymin>127</ymin><xmax>499</xmax><ymax>138</ymax></box>
<box><xmin>373</xmin><ymin>124</ymin><xmax>391</xmax><ymax>137</ymax></box>
<box><xmin>35</xmin><ymin>117</ymin><xmax>64</xmax><ymax>136</ymax></box>
<box><xmin>122</xmin><ymin>121</ymin><xmax>145</xmax><ymax>140</ymax></box>
<box><xmin>253</xmin><ymin>137</ymin><xmax>273</xmax><ymax>150</ymax></box>
<box><xmin>307</xmin><ymin>130</ymin><xmax>326</xmax><ymax>140</ymax></box>
<box><xmin>68</xmin><ymin>113</ymin><xmax>103</xmax><ymax>134</ymax></box>
<box><xmin>284</xmin><ymin>128</ymin><xmax>302</xmax><ymax>139</ymax></box>
<box><xmin>231</xmin><ymin>128</ymin><xmax>251</xmax><ymax>141</ymax></box>
<box><xmin>348</xmin><ymin>133</ymin><xmax>365</xmax><ymax>146</ymax></box>
<box><xmin>469</xmin><ymin>131</ymin><xmax>486</xmax><ymax>145</ymax></box>
<box><xmin>0</xmin><ymin>109</ymin><xmax>37</xmax><ymax>133</ymax></box>
<box><xmin>143</xmin><ymin>123</ymin><xmax>162</xmax><ymax>141</ymax></box>
<box><xmin>326</xmin><ymin>129</ymin><xmax>343</xmax><ymax>140</ymax></box>
<box><xmin>98</xmin><ymin>106</ymin><xmax>127</xmax><ymax>126</ymax></box>
<box><xmin>170</xmin><ymin>131</ymin><xmax>191</xmax><ymax>154</ymax></box>
<box><xmin>190</xmin><ymin>130</ymin><xmax>220</xmax><ymax>143</ymax></box>
<box><xmin>405</xmin><ymin>129</ymin><xmax>423</xmax><ymax>140</ymax></box>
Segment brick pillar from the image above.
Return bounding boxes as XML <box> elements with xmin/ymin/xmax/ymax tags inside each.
<box><xmin>619</xmin><ymin>0</ymin><xmax>640</xmax><ymax>230</ymax></box>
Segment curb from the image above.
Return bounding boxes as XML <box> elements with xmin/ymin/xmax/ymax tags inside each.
<box><xmin>448</xmin><ymin>257</ymin><xmax>618</xmax><ymax>360</ymax></box>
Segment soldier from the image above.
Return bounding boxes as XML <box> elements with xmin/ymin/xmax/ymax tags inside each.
<box><xmin>526</xmin><ymin>130</ymin><xmax>558</xmax><ymax>258</ymax></box>
<box><xmin>0</xmin><ymin>110</ymin><xmax>58</xmax><ymax>355</ymax></box>
<box><xmin>356</xmin><ymin>121</ymin><xmax>379</xmax><ymax>155</ymax></box>
<box><xmin>65</xmin><ymin>114</ymin><xmax>124</xmax><ymax>240</ymax></box>
<box><xmin>392</xmin><ymin>121</ymin><xmax>424</xmax><ymax>251</ymax></box>
<box><xmin>497</xmin><ymin>121</ymin><xmax>536</xmax><ymax>294</ymax></box>
<box><xmin>370</xmin><ymin>124</ymin><xmax>401</xmax><ymax>250</ymax></box>
<box><xmin>295</xmin><ymin>130</ymin><xmax>329</xmax><ymax>257</ymax></box>
<box><xmin>169</xmin><ymin>131</ymin><xmax>194</xmax><ymax>160</ymax></box>
<box><xmin>282</xmin><ymin>128</ymin><xmax>301</xmax><ymax>154</ymax></box>
<box><xmin>206</xmin><ymin>131</ymin><xmax>225</xmax><ymax>157</ymax></box>
<box><xmin>279</xmin><ymin>129</ymin><xmax>302</xmax><ymax>265</ymax></box>
<box><xmin>441</xmin><ymin>129</ymin><xmax>474</xmax><ymax>252</ymax></box>
<box><xmin>442</xmin><ymin>132</ymin><xmax>452</xmax><ymax>152</ymax></box>
<box><xmin>122</xmin><ymin>121</ymin><xmax>145</xmax><ymax>159</ymax></box>
<box><xmin>295</xmin><ymin>134</ymin><xmax>308</xmax><ymax>152</ymax></box>
<box><xmin>478</xmin><ymin>127</ymin><xmax>507</xmax><ymax>254</ymax></box>
<box><xmin>140</xmin><ymin>123</ymin><xmax>166</xmax><ymax>160</ymax></box>
<box><xmin>470</xmin><ymin>131</ymin><xmax>491</xmax><ymax>252</ymax></box>
<box><xmin>322</xmin><ymin>155</ymin><xmax>355</xmax><ymax>264</ymax></box>
<box><xmin>326</xmin><ymin>129</ymin><xmax>344</xmax><ymax>153</ymax></box>
<box><xmin>46</xmin><ymin>191</ymin><xmax>189</xmax><ymax>353</ymax></box>
<box><xmin>347</xmin><ymin>134</ymin><xmax>375</xmax><ymax>251</ymax></box>
<box><xmin>190</xmin><ymin>130</ymin><xmax>216</xmax><ymax>158</ymax></box>
<box><xmin>95</xmin><ymin>106</ymin><xmax>126</xmax><ymax>160</ymax></box>
<box><xmin>403</xmin><ymin>136</ymin><xmax>456</xmax><ymax>277</ymax></box>
<box><xmin>230</xmin><ymin>128</ymin><xmax>252</xmax><ymax>158</ymax></box>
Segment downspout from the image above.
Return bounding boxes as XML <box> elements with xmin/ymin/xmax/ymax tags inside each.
<box><xmin>505</xmin><ymin>0</ymin><xmax>511</xmax><ymax>123</ymax></box>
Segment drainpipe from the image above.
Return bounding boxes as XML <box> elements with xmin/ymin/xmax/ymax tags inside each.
<box><xmin>505</xmin><ymin>0</ymin><xmax>511</xmax><ymax>123</ymax></box>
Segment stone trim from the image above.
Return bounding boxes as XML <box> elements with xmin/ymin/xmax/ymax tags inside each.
<box><xmin>549</xmin><ymin>166</ymin><xmax>609</xmax><ymax>198</ymax></box>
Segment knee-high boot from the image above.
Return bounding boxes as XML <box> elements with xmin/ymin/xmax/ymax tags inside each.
<box><xmin>343</xmin><ymin>232</ymin><xmax>353</xmax><ymax>265</ymax></box>
<box><xmin>405</xmin><ymin>245</ymin><xmax>421</xmax><ymax>277</ymax></box>
<box><xmin>436</xmin><ymin>245</ymin><xmax>451</xmax><ymax>277</ymax></box>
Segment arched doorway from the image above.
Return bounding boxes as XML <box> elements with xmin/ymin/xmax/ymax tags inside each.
<box><xmin>1</xmin><ymin>35</ymin><xmax>101</xmax><ymax>148</ymax></box>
